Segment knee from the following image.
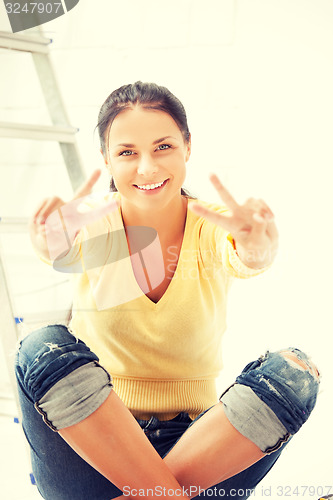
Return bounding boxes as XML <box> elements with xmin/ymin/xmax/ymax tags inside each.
<box><xmin>275</xmin><ymin>347</ymin><xmax>321</xmax><ymax>415</ymax></box>
<box><xmin>18</xmin><ymin>323</ymin><xmax>75</xmax><ymax>353</ymax></box>
<box><xmin>277</xmin><ymin>347</ymin><xmax>320</xmax><ymax>381</ymax></box>
<box><xmin>219</xmin><ymin>347</ymin><xmax>321</xmax><ymax>455</ymax></box>
<box><xmin>265</xmin><ymin>347</ymin><xmax>321</xmax><ymax>413</ymax></box>
<box><xmin>16</xmin><ymin>324</ymin><xmax>79</xmax><ymax>374</ymax></box>
<box><xmin>15</xmin><ymin>324</ymin><xmax>99</xmax><ymax>402</ymax></box>
<box><xmin>234</xmin><ymin>347</ymin><xmax>320</xmax><ymax>433</ymax></box>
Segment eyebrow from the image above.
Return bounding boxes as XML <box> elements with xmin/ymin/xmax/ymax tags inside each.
<box><xmin>114</xmin><ymin>136</ymin><xmax>178</xmax><ymax>149</ymax></box>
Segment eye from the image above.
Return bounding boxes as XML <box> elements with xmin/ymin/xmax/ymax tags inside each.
<box><xmin>157</xmin><ymin>144</ymin><xmax>172</xmax><ymax>151</ymax></box>
<box><xmin>119</xmin><ymin>150</ymin><xmax>134</xmax><ymax>156</ymax></box>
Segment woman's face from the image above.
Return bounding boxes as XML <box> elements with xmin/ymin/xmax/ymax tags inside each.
<box><xmin>104</xmin><ymin>105</ymin><xmax>191</xmax><ymax>211</ymax></box>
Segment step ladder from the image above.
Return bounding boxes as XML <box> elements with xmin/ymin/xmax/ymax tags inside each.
<box><xmin>0</xmin><ymin>26</ymin><xmax>84</xmax><ymax>428</ymax></box>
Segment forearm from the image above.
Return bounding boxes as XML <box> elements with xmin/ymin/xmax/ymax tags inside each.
<box><xmin>60</xmin><ymin>391</ymin><xmax>189</xmax><ymax>500</ymax></box>
<box><xmin>163</xmin><ymin>404</ymin><xmax>264</xmax><ymax>497</ymax></box>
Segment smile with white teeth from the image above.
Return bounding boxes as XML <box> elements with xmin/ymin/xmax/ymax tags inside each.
<box><xmin>135</xmin><ymin>180</ymin><xmax>166</xmax><ymax>190</ymax></box>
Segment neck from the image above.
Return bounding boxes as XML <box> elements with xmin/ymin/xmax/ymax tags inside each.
<box><xmin>120</xmin><ymin>195</ymin><xmax>188</xmax><ymax>243</ymax></box>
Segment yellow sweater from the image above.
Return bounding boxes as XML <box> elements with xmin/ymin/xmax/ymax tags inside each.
<box><xmin>42</xmin><ymin>192</ymin><xmax>268</xmax><ymax>421</ymax></box>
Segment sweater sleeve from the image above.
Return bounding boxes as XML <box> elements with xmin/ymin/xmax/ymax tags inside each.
<box><xmin>219</xmin><ymin>232</ymin><xmax>271</xmax><ymax>279</ymax></box>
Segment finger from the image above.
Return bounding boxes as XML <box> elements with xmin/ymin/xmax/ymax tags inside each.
<box><xmin>73</xmin><ymin>169</ymin><xmax>102</xmax><ymax>200</ymax></box>
<box><xmin>59</xmin><ymin>196</ymin><xmax>120</xmax><ymax>230</ymax></box>
<box><xmin>44</xmin><ymin>199</ymin><xmax>120</xmax><ymax>244</ymax></box>
<box><xmin>36</xmin><ymin>197</ymin><xmax>64</xmax><ymax>224</ymax></box>
<box><xmin>253</xmin><ymin>212</ymin><xmax>266</xmax><ymax>223</ymax></box>
<box><xmin>244</xmin><ymin>198</ymin><xmax>274</xmax><ymax>223</ymax></box>
<box><xmin>208</xmin><ymin>173</ymin><xmax>239</xmax><ymax>210</ymax></box>
<box><xmin>250</xmin><ymin>217</ymin><xmax>267</xmax><ymax>239</ymax></box>
<box><xmin>250</xmin><ymin>215</ymin><xmax>279</xmax><ymax>242</ymax></box>
<box><xmin>188</xmin><ymin>202</ymin><xmax>235</xmax><ymax>233</ymax></box>
<box><xmin>258</xmin><ymin>199</ymin><xmax>275</xmax><ymax>220</ymax></box>
<box><xmin>265</xmin><ymin>219</ymin><xmax>279</xmax><ymax>242</ymax></box>
<box><xmin>32</xmin><ymin>198</ymin><xmax>49</xmax><ymax>222</ymax></box>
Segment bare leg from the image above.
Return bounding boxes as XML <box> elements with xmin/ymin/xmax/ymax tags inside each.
<box><xmin>60</xmin><ymin>390</ymin><xmax>189</xmax><ymax>500</ymax></box>
<box><xmin>164</xmin><ymin>403</ymin><xmax>264</xmax><ymax>496</ymax></box>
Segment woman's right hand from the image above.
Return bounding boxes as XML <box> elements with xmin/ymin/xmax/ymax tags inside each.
<box><xmin>29</xmin><ymin>169</ymin><xmax>119</xmax><ymax>261</ymax></box>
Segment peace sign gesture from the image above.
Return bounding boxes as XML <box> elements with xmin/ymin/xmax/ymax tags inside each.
<box><xmin>188</xmin><ymin>173</ymin><xmax>279</xmax><ymax>269</ymax></box>
<box><xmin>29</xmin><ymin>169</ymin><xmax>119</xmax><ymax>262</ymax></box>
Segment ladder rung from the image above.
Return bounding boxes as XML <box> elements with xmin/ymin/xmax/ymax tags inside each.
<box><xmin>14</xmin><ymin>311</ymin><xmax>70</xmax><ymax>324</ymax></box>
<box><xmin>0</xmin><ymin>217</ymin><xmax>29</xmax><ymax>232</ymax></box>
<box><xmin>0</xmin><ymin>30</ymin><xmax>52</xmax><ymax>54</ymax></box>
<box><xmin>0</xmin><ymin>122</ymin><xmax>79</xmax><ymax>142</ymax></box>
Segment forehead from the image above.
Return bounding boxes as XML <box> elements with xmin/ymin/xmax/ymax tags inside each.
<box><xmin>108</xmin><ymin>106</ymin><xmax>182</xmax><ymax>144</ymax></box>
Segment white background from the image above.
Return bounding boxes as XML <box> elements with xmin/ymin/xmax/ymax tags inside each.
<box><xmin>0</xmin><ymin>0</ymin><xmax>332</xmax><ymax>498</ymax></box>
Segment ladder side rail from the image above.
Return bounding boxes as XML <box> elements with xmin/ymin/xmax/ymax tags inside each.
<box><xmin>0</xmin><ymin>242</ymin><xmax>22</xmax><ymax>420</ymax></box>
<box><xmin>31</xmin><ymin>51</ymin><xmax>86</xmax><ymax>191</ymax></box>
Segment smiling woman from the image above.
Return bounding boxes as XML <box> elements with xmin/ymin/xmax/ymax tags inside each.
<box><xmin>16</xmin><ymin>80</ymin><xmax>320</xmax><ymax>500</ymax></box>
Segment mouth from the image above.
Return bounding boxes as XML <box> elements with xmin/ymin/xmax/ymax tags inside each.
<box><xmin>133</xmin><ymin>179</ymin><xmax>169</xmax><ymax>192</ymax></box>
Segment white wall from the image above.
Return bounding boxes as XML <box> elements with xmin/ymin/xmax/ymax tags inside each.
<box><xmin>0</xmin><ymin>0</ymin><xmax>332</xmax><ymax>494</ymax></box>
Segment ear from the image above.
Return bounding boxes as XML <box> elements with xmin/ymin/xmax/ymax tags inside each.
<box><xmin>101</xmin><ymin>149</ymin><xmax>113</xmax><ymax>173</ymax></box>
<box><xmin>100</xmin><ymin>148</ymin><xmax>109</xmax><ymax>166</ymax></box>
<box><xmin>185</xmin><ymin>134</ymin><xmax>192</xmax><ymax>162</ymax></box>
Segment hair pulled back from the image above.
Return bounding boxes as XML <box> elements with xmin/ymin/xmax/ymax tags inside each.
<box><xmin>95</xmin><ymin>81</ymin><xmax>194</xmax><ymax>198</ymax></box>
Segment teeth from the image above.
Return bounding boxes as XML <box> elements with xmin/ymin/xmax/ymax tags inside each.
<box><xmin>136</xmin><ymin>180</ymin><xmax>165</xmax><ymax>190</ymax></box>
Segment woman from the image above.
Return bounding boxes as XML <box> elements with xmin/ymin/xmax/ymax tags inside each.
<box><xmin>16</xmin><ymin>81</ymin><xmax>320</xmax><ymax>500</ymax></box>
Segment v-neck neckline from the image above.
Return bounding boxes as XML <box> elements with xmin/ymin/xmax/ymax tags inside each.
<box><xmin>119</xmin><ymin>198</ymin><xmax>191</xmax><ymax>309</ymax></box>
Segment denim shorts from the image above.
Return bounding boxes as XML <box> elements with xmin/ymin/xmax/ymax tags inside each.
<box><xmin>15</xmin><ymin>325</ymin><xmax>320</xmax><ymax>500</ymax></box>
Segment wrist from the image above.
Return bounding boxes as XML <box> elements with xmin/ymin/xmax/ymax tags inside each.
<box><xmin>234</xmin><ymin>241</ymin><xmax>277</xmax><ymax>269</ymax></box>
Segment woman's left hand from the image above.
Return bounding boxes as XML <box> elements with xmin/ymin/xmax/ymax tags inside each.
<box><xmin>188</xmin><ymin>173</ymin><xmax>279</xmax><ymax>269</ymax></box>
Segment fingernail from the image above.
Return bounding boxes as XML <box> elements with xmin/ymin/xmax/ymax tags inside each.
<box><xmin>253</xmin><ymin>213</ymin><xmax>265</xmax><ymax>223</ymax></box>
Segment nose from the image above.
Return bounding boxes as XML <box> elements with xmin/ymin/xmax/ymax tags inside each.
<box><xmin>137</xmin><ymin>154</ymin><xmax>158</xmax><ymax>177</ymax></box>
